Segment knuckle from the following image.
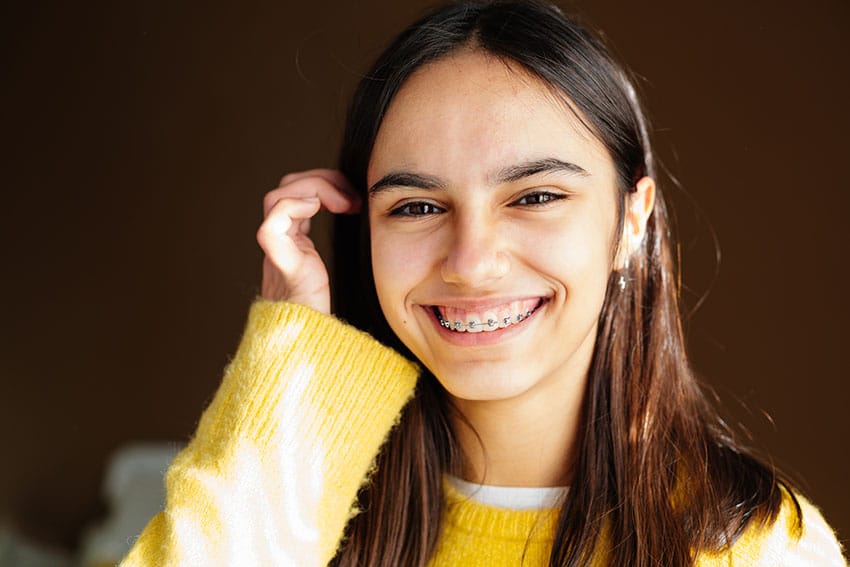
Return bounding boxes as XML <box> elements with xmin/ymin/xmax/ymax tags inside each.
<box><xmin>279</xmin><ymin>172</ymin><xmax>300</xmax><ymax>186</ymax></box>
<box><xmin>260</xmin><ymin>215</ymin><xmax>288</xmax><ymax>238</ymax></box>
<box><xmin>256</xmin><ymin>224</ymin><xmax>271</xmax><ymax>247</ymax></box>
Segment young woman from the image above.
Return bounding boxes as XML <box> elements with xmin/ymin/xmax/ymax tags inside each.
<box><xmin>122</xmin><ymin>1</ymin><xmax>845</xmax><ymax>565</ymax></box>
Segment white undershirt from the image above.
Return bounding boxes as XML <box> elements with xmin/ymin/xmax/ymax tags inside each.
<box><xmin>446</xmin><ymin>474</ymin><xmax>569</xmax><ymax>511</ymax></box>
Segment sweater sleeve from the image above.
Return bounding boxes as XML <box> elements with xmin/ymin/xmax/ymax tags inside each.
<box><xmin>120</xmin><ymin>300</ymin><xmax>419</xmax><ymax>567</ymax></box>
<box><xmin>788</xmin><ymin>495</ymin><xmax>847</xmax><ymax>566</ymax></box>
<box><xmin>699</xmin><ymin>488</ymin><xmax>847</xmax><ymax>566</ymax></box>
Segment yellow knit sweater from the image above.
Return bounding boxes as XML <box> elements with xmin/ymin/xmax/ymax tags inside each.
<box><xmin>121</xmin><ymin>301</ymin><xmax>846</xmax><ymax>566</ymax></box>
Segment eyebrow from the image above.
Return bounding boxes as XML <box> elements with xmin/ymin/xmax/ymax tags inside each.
<box><xmin>495</xmin><ymin>157</ymin><xmax>589</xmax><ymax>184</ymax></box>
<box><xmin>368</xmin><ymin>157</ymin><xmax>589</xmax><ymax>195</ymax></box>
<box><xmin>369</xmin><ymin>172</ymin><xmax>445</xmax><ymax>194</ymax></box>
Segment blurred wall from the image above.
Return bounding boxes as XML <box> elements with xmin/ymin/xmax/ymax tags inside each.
<box><xmin>2</xmin><ymin>0</ymin><xmax>848</xmax><ymax>552</ymax></box>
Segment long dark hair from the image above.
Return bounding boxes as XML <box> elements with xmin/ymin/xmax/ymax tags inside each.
<box><xmin>331</xmin><ymin>1</ymin><xmax>799</xmax><ymax>565</ymax></box>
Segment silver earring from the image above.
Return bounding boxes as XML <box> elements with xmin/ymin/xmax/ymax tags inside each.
<box><xmin>618</xmin><ymin>257</ymin><xmax>630</xmax><ymax>290</ymax></box>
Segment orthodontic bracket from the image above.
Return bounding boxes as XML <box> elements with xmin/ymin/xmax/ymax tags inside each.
<box><xmin>439</xmin><ymin>310</ymin><xmax>533</xmax><ymax>332</ymax></box>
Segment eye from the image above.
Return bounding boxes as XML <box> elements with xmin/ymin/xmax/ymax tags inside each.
<box><xmin>388</xmin><ymin>201</ymin><xmax>446</xmax><ymax>217</ymax></box>
<box><xmin>511</xmin><ymin>190</ymin><xmax>567</xmax><ymax>207</ymax></box>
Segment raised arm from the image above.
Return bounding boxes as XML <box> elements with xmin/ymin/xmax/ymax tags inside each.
<box><xmin>122</xmin><ymin>172</ymin><xmax>418</xmax><ymax>566</ymax></box>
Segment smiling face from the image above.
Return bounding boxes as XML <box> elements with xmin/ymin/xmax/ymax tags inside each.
<box><xmin>367</xmin><ymin>50</ymin><xmax>623</xmax><ymax>404</ymax></box>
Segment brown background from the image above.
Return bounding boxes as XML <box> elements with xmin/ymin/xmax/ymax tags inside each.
<box><xmin>2</xmin><ymin>0</ymin><xmax>848</xmax><ymax>555</ymax></box>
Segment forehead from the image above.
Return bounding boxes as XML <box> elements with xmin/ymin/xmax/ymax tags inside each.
<box><xmin>368</xmin><ymin>49</ymin><xmax>614</xmax><ymax>186</ymax></box>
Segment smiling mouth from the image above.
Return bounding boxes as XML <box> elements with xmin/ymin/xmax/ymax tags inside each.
<box><xmin>431</xmin><ymin>298</ymin><xmax>546</xmax><ymax>333</ymax></box>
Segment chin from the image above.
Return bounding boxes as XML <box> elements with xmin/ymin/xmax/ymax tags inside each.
<box><xmin>429</xmin><ymin>361</ymin><xmax>539</xmax><ymax>403</ymax></box>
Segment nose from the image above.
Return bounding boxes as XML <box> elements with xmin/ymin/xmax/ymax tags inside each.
<box><xmin>440</xmin><ymin>215</ymin><xmax>510</xmax><ymax>287</ymax></box>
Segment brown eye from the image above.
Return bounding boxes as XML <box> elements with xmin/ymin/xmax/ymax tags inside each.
<box><xmin>389</xmin><ymin>201</ymin><xmax>446</xmax><ymax>217</ymax></box>
<box><xmin>512</xmin><ymin>191</ymin><xmax>566</xmax><ymax>206</ymax></box>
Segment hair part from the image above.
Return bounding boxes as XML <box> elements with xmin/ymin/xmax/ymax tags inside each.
<box><xmin>331</xmin><ymin>2</ymin><xmax>799</xmax><ymax>565</ymax></box>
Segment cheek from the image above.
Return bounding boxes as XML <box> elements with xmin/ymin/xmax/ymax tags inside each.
<box><xmin>369</xmin><ymin>225</ymin><xmax>433</xmax><ymax>316</ymax></box>
<box><xmin>516</xmin><ymin>216</ymin><xmax>614</xmax><ymax>284</ymax></box>
<box><xmin>369</xmin><ymin>227</ymin><xmax>396</xmax><ymax>310</ymax></box>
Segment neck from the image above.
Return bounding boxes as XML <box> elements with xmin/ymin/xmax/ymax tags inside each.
<box><xmin>450</xmin><ymin>366</ymin><xmax>587</xmax><ymax>488</ymax></box>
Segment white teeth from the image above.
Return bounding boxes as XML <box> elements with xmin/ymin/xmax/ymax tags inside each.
<box><xmin>435</xmin><ymin>300</ymin><xmax>540</xmax><ymax>333</ymax></box>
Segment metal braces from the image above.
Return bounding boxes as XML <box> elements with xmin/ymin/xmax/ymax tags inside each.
<box><xmin>440</xmin><ymin>310</ymin><xmax>533</xmax><ymax>331</ymax></box>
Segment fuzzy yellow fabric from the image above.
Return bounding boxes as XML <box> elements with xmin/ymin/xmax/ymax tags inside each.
<box><xmin>121</xmin><ymin>301</ymin><xmax>419</xmax><ymax>566</ymax></box>
<box><xmin>122</xmin><ymin>300</ymin><xmax>846</xmax><ymax>566</ymax></box>
<box><xmin>433</xmin><ymin>481</ymin><xmax>846</xmax><ymax>566</ymax></box>
<box><xmin>431</xmin><ymin>480</ymin><xmax>571</xmax><ymax>566</ymax></box>
<box><xmin>697</xmin><ymin>490</ymin><xmax>846</xmax><ymax>566</ymax></box>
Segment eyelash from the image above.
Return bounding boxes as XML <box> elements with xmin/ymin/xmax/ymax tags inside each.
<box><xmin>388</xmin><ymin>201</ymin><xmax>446</xmax><ymax>217</ymax></box>
<box><xmin>388</xmin><ymin>190</ymin><xmax>567</xmax><ymax>217</ymax></box>
<box><xmin>511</xmin><ymin>191</ymin><xmax>567</xmax><ymax>206</ymax></box>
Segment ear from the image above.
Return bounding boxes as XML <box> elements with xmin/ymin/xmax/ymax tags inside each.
<box><xmin>616</xmin><ymin>176</ymin><xmax>656</xmax><ymax>268</ymax></box>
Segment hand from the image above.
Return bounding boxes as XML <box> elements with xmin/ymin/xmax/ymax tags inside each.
<box><xmin>256</xmin><ymin>169</ymin><xmax>360</xmax><ymax>314</ymax></box>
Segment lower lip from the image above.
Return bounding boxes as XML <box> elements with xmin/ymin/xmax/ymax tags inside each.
<box><xmin>424</xmin><ymin>300</ymin><xmax>545</xmax><ymax>347</ymax></box>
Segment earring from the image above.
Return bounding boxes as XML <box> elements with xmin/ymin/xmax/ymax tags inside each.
<box><xmin>618</xmin><ymin>257</ymin><xmax>630</xmax><ymax>291</ymax></box>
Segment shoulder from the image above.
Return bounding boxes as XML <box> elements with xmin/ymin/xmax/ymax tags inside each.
<box><xmin>698</xmin><ymin>488</ymin><xmax>846</xmax><ymax>566</ymax></box>
<box><xmin>781</xmin><ymin>491</ymin><xmax>847</xmax><ymax>566</ymax></box>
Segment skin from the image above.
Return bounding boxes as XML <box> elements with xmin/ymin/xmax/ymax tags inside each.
<box><xmin>259</xmin><ymin>50</ymin><xmax>655</xmax><ymax>488</ymax></box>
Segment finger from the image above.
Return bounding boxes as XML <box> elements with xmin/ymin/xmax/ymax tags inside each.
<box><xmin>262</xmin><ymin>197</ymin><xmax>321</xmax><ymax>237</ymax></box>
<box><xmin>257</xmin><ymin>210</ymin><xmax>317</xmax><ymax>272</ymax></box>
<box><xmin>265</xmin><ymin>171</ymin><xmax>361</xmax><ymax>216</ymax></box>
<box><xmin>278</xmin><ymin>168</ymin><xmax>354</xmax><ymax>195</ymax></box>
<box><xmin>298</xmin><ymin>216</ymin><xmax>311</xmax><ymax>236</ymax></box>
<box><xmin>258</xmin><ymin>226</ymin><xmax>304</xmax><ymax>275</ymax></box>
<box><xmin>264</xmin><ymin>177</ymin><xmax>358</xmax><ymax>217</ymax></box>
